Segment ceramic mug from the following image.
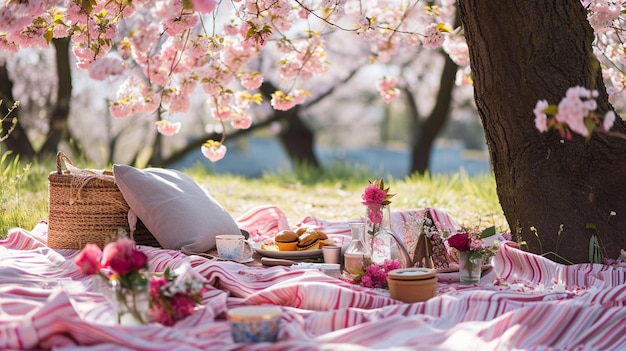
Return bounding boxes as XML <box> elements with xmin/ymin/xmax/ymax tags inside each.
<box><xmin>227</xmin><ymin>305</ymin><xmax>282</xmax><ymax>343</ymax></box>
<box><xmin>216</xmin><ymin>234</ymin><xmax>254</xmax><ymax>262</ymax></box>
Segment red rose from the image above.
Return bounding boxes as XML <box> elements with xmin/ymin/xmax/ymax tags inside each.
<box><xmin>130</xmin><ymin>250</ymin><xmax>148</xmax><ymax>271</ymax></box>
<box><xmin>447</xmin><ymin>232</ymin><xmax>470</xmax><ymax>251</ymax></box>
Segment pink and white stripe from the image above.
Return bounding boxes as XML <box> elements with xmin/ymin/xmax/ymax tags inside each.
<box><xmin>2</xmin><ymin>206</ymin><xmax>626</xmax><ymax>350</ymax></box>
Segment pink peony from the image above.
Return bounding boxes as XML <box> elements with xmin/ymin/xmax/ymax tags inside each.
<box><xmin>74</xmin><ymin>244</ymin><xmax>102</xmax><ymax>275</ymax></box>
<box><xmin>101</xmin><ymin>237</ymin><xmax>146</xmax><ymax>275</ymax></box>
<box><xmin>362</xmin><ymin>184</ymin><xmax>387</xmax><ymax>205</ymax></box>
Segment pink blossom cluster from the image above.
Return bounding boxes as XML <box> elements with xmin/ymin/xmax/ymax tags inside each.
<box><xmin>534</xmin><ymin>86</ymin><xmax>616</xmax><ymax>139</ymax></box>
<box><xmin>149</xmin><ymin>271</ymin><xmax>207</xmax><ymax>326</ymax></box>
<box><xmin>376</xmin><ymin>76</ymin><xmax>401</xmax><ymax>103</ymax></box>
<box><xmin>359</xmin><ymin>259</ymin><xmax>401</xmax><ymax>289</ymax></box>
<box><xmin>1</xmin><ymin>0</ymin><xmax>459</xmax><ymax>162</ymax></box>
<box><xmin>584</xmin><ymin>0</ymin><xmax>626</xmax><ymax>99</ymax></box>
<box><xmin>585</xmin><ymin>0</ymin><xmax>621</xmax><ymax>33</ymax></box>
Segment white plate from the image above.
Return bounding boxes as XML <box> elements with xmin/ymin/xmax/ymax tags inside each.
<box><xmin>252</xmin><ymin>241</ymin><xmax>323</xmax><ymax>259</ymax></box>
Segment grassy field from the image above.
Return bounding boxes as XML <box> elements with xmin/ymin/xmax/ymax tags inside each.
<box><xmin>0</xmin><ymin>153</ymin><xmax>508</xmax><ymax>239</ymax></box>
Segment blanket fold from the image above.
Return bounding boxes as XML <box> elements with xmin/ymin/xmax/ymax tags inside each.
<box><xmin>2</xmin><ymin>207</ymin><xmax>626</xmax><ymax>350</ymax></box>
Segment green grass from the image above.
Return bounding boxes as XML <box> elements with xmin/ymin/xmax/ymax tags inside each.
<box><xmin>0</xmin><ymin>155</ymin><xmax>508</xmax><ymax>239</ymax></box>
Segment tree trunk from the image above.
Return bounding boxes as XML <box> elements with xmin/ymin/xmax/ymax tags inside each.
<box><xmin>0</xmin><ymin>64</ymin><xmax>36</xmax><ymax>157</ymax></box>
<box><xmin>259</xmin><ymin>82</ymin><xmax>320</xmax><ymax>169</ymax></box>
<box><xmin>458</xmin><ymin>0</ymin><xmax>626</xmax><ymax>263</ymax></box>
<box><xmin>277</xmin><ymin>110</ymin><xmax>320</xmax><ymax>169</ymax></box>
<box><xmin>409</xmin><ymin>52</ymin><xmax>458</xmax><ymax>175</ymax></box>
<box><xmin>40</xmin><ymin>37</ymin><xmax>72</xmax><ymax>156</ymax></box>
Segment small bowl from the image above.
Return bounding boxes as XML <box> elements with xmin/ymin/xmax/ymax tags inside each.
<box><xmin>387</xmin><ymin>268</ymin><xmax>437</xmax><ymax>303</ymax></box>
<box><xmin>227</xmin><ymin>306</ymin><xmax>282</xmax><ymax>343</ymax></box>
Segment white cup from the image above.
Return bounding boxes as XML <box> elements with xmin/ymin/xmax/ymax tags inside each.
<box><xmin>216</xmin><ymin>235</ymin><xmax>254</xmax><ymax>262</ymax></box>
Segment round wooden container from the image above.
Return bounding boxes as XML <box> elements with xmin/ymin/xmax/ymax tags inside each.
<box><xmin>387</xmin><ymin>268</ymin><xmax>437</xmax><ymax>303</ymax></box>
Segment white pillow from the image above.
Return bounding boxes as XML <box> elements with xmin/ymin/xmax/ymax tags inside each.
<box><xmin>113</xmin><ymin>164</ymin><xmax>241</xmax><ymax>252</ymax></box>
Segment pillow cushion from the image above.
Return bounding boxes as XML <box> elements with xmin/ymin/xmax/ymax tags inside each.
<box><xmin>113</xmin><ymin>164</ymin><xmax>241</xmax><ymax>252</ymax></box>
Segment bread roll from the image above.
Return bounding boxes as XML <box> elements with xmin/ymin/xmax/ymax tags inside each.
<box><xmin>275</xmin><ymin>230</ymin><xmax>298</xmax><ymax>251</ymax></box>
<box><xmin>296</xmin><ymin>231</ymin><xmax>320</xmax><ymax>251</ymax></box>
<box><xmin>315</xmin><ymin>230</ymin><xmax>328</xmax><ymax>240</ymax></box>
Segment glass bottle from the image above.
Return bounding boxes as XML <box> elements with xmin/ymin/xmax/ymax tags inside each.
<box><xmin>369</xmin><ymin>205</ymin><xmax>411</xmax><ymax>268</ymax></box>
<box><xmin>111</xmin><ymin>272</ymin><xmax>150</xmax><ymax>325</ymax></box>
<box><xmin>344</xmin><ymin>222</ymin><xmax>372</xmax><ymax>275</ymax></box>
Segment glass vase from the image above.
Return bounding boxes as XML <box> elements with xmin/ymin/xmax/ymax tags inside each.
<box><xmin>344</xmin><ymin>222</ymin><xmax>372</xmax><ymax>275</ymax></box>
<box><xmin>458</xmin><ymin>251</ymin><xmax>482</xmax><ymax>285</ymax></box>
<box><xmin>366</xmin><ymin>204</ymin><xmax>411</xmax><ymax>268</ymax></box>
<box><xmin>111</xmin><ymin>272</ymin><xmax>150</xmax><ymax>325</ymax></box>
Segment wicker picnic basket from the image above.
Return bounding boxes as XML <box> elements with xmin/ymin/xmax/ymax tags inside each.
<box><xmin>47</xmin><ymin>151</ymin><xmax>160</xmax><ymax>249</ymax></box>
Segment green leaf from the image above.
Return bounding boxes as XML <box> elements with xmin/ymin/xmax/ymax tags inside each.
<box><xmin>589</xmin><ymin>235</ymin><xmax>601</xmax><ymax>263</ymax></box>
<box><xmin>44</xmin><ymin>28</ymin><xmax>53</xmax><ymax>45</ymax></box>
<box><xmin>544</xmin><ymin>105</ymin><xmax>558</xmax><ymax>115</ymax></box>
<box><xmin>480</xmin><ymin>225</ymin><xmax>496</xmax><ymax>239</ymax></box>
<box><xmin>585</xmin><ymin>222</ymin><xmax>597</xmax><ymax>231</ymax></box>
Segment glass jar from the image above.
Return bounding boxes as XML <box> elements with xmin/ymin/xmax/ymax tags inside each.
<box><xmin>458</xmin><ymin>251</ymin><xmax>482</xmax><ymax>285</ymax></box>
<box><xmin>367</xmin><ymin>205</ymin><xmax>411</xmax><ymax>268</ymax></box>
<box><xmin>344</xmin><ymin>222</ymin><xmax>372</xmax><ymax>275</ymax></box>
<box><xmin>111</xmin><ymin>272</ymin><xmax>150</xmax><ymax>325</ymax></box>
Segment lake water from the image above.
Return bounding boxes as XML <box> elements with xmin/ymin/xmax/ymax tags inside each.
<box><xmin>175</xmin><ymin>137</ymin><xmax>492</xmax><ymax>178</ymax></box>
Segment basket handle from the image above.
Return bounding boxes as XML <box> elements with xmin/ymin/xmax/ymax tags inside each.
<box><xmin>56</xmin><ymin>151</ymin><xmax>73</xmax><ymax>175</ymax></box>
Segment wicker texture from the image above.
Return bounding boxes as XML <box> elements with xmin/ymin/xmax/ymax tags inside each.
<box><xmin>48</xmin><ymin>152</ymin><xmax>160</xmax><ymax>249</ymax></box>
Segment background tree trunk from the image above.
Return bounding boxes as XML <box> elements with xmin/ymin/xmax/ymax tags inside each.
<box><xmin>259</xmin><ymin>81</ymin><xmax>320</xmax><ymax>169</ymax></box>
<box><xmin>408</xmin><ymin>52</ymin><xmax>458</xmax><ymax>175</ymax></box>
<box><xmin>0</xmin><ymin>64</ymin><xmax>35</xmax><ymax>157</ymax></box>
<box><xmin>459</xmin><ymin>0</ymin><xmax>626</xmax><ymax>263</ymax></box>
<box><xmin>40</xmin><ymin>37</ymin><xmax>72</xmax><ymax>156</ymax></box>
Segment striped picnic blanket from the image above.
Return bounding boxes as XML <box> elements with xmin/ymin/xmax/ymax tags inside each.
<box><xmin>1</xmin><ymin>206</ymin><xmax>625</xmax><ymax>350</ymax></box>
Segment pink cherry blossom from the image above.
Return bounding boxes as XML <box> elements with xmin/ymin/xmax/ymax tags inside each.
<box><xmin>555</xmin><ymin>87</ymin><xmax>596</xmax><ymax>137</ymax></box>
<box><xmin>271</xmin><ymin>90</ymin><xmax>296</xmax><ymax>111</ymax></box>
<box><xmin>190</xmin><ymin>0</ymin><xmax>218</xmax><ymax>13</ymax></box>
<box><xmin>156</xmin><ymin>120</ymin><xmax>182</xmax><ymax>136</ymax></box>
<box><xmin>533</xmin><ymin>100</ymin><xmax>549</xmax><ymax>133</ymax></box>
<box><xmin>202</xmin><ymin>141</ymin><xmax>227</xmax><ymax>162</ymax></box>
<box><xmin>240</xmin><ymin>72</ymin><xmax>263</xmax><ymax>90</ymax></box>
<box><xmin>422</xmin><ymin>23</ymin><xmax>445</xmax><ymax>49</ymax></box>
<box><xmin>231</xmin><ymin>115</ymin><xmax>252</xmax><ymax>129</ymax></box>
<box><xmin>88</xmin><ymin>57</ymin><xmax>125</xmax><ymax>81</ymax></box>
<box><xmin>376</xmin><ymin>76</ymin><xmax>401</xmax><ymax>103</ymax></box>
<box><xmin>604</xmin><ymin>111</ymin><xmax>616</xmax><ymax>131</ymax></box>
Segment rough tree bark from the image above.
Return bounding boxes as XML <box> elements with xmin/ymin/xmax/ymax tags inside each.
<box><xmin>458</xmin><ymin>0</ymin><xmax>626</xmax><ymax>263</ymax></box>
